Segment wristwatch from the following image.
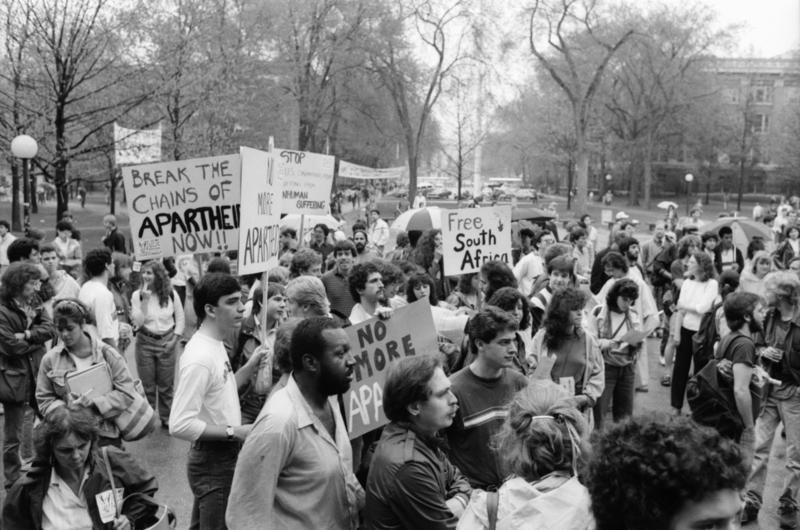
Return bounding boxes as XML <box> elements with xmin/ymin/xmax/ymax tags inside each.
<box><xmin>225</xmin><ymin>425</ymin><xmax>235</xmax><ymax>441</ymax></box>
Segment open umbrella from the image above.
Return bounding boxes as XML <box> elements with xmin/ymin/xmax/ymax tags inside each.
<box><xmin>511</xmin><ymin>207</ymin><xmax>555</xmax><ymax>222</ymax></box>
<box><xmin>700</xmin><ymin>217</ymin><xmax>774</xmax><ymax>251</ymax></box>
<box><xmin>390</xmin><ymin>206</ymin><xmax>444</xmax><ymax>232</ymax></box>
<box><xmin>280</xmin><ymin>214</ymin><xmax>343</xmax><ymax>233</ymax></box>
<box><xmin>657</xmin><ymin>201</ymin><xmax>679</xmax><ymax>210</ymax></box>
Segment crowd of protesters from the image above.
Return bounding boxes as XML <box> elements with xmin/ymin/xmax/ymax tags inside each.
<box><xmin>3</xmin><ymin>192</ymin><xmax>800</xmax><ymax>529</ymax></box>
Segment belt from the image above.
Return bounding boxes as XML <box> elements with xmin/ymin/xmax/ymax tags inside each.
<box><xmin>137</xmin><ymin>326</ymin><xmax>174</xmax><ymax>340</ymax></box>
<box><xmin>191</xmin><ymin>440</ymin><xmax>242</xmax><ymax>452</ymax></box>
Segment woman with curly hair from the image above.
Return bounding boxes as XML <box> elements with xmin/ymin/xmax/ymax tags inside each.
<box><xmin>410</xmin><ymin>229</ymin><xmax>450</xmax><ymax>300</ymax></box>
<box><xmin>671</xmin><ymin>251</ymin><xmax>718</xmax><ymax>415</ymax></box>
<box><xmin>587</xmin><ymin>278</ymin><xmax>642</xmax><ymax>429</ymax></box>
<box><xmin>585</xmin><ymin>413</ymin><xmax>747</xmax><ymax>530</ymax></box>
<box><xmin>131</xmin><ymin>260</ymin><xmax>185</xmax><ymax>427</ymax></box>
<box><xmin>487</xmin><ymin>287</ymin><xmax>534</xmax><ymax>373</ymax></box>
<box><xmin>457</xmin><ymin>380</ymin><xmax>593</xmax><ymax>529</ymax></box>
<box><xmin>531</xmin><ymin>287</ymin><xmax>604</xmax><ymax>417</ymax></box>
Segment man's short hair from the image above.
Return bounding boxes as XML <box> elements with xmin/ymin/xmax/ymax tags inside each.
<box><xmin>533</xmin><ymin>230</ymin><xmax>553</xmax><ymax>249</ymax></box>
<box><xmin>519</xmin><ymin>227</ymin><xmax>535</xmax><ymax>240</ymax></box>
<box><xmin>383</xmin><ymin>355</ymin><xmax>443</xmax><ymax>423</ymax></box>
<box><xmin>369</xmin><ymin>208</ymin><xmax>380</xmax><ymax>216</ymax></box>
<box><xmin>466</xmin><ymin>305</ymin><xmax>518</xmax><ymax>353</ymax></box>
<box><xmin>55</xmin><ymin>220</ymin><xmax>73</xmax><ymax>233</ymax></box>
<box><xmin>206</xmin><ymin>257</ymin><xmax>231</xmax><ymax>274</ymax></box>
<box><xmin>83</xmin><ymin>248</ymin><xmax>112</xmax><ymax>278</ymax></box>
<box><xmin>723</xmin><ymin>291</ymin><xmax>761</xmax><ymax>332</ymax></box>
<box><xmin>192</xmin><ymin>272</ymin><xmax>241</xmax><ymax>324</ymax></box>
<box><xmin>348</xmin><ymin>261</ymin><xmax>380</xmax><ymax>302</ymax></box>
<box><xmin>285</xmin><ymin>276</ymin><xmax>329</xmax><ymax>316</ymax></box>
<box><xmin>353</xmin><ymin>229</ymin><xmax>368</xmax><ymax>241</ymax></box>
<box><xmin>333</xmin><ymin>239</ymin><xmax>357</xmax><ymax>257</ymax></box>
<box><xmin>718</xmin><ymin>226</ymin><xmax>733</xmax><ymax>238</ymax></box>
<box><xmin>568</xmin><ymin>227</ymin><xmax>587</xmax><ymax>242</ymax></box>
<box><xmin>280</xmin><ymin>227</ymin><xmax>297</xmax><ymax>239</ymax></box>
<box><xmin>601</xmin><ymin>251</ymin><xmax>628</xmax><ymax>273</ymax></box>
<box><xmin>542</xmin><ymin>243</ymin><xmax>571</xmax><ymax>266</ymax></box>
<box><xmin>618</xmin><ymin>237</ymin><xmax>639</xmax><ymax>257</ymax></box>
<box><xmin>103</xmin><ymin>214</ymin><xmax>117</xmax><ymax>227</ymax></box>
<box><xmin>701</xmin><ymin>231</ymin><xmax>719</xmax><ymax>244</ymax></box>
<box><xmin>546</xmin><ymin>254</ymin><xmax>576</xmax><ymax>277</ymax></box>
<box><xmin>7</xmin><ymin>238</ymin><xmax>39</xmax><ymax>263</ymax></box>
<box><xmin>39</xmin><ymin>243</ymin><xmax>57</xmax><ymax>255</ymax></box>
<box><xmin>585</xmin><ymin>414</ymin><xmax>747</xmax><ymax>530</ymax></box>
<box><xmin>290</xmin><ymin>317</ymin><xmax>341</xmax><ymax>371</ymax></box>
<box><xmin>0</xmin><ymin>220</ymin><xmax>11</xmax><ymax>230</ymax></box>
<box><xmin>290</xmin><ymin>248</ymin><xmax>322</xmax><ymax>278</ymax></box>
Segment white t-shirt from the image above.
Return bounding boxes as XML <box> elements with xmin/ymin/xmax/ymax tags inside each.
<box><xmin>78</xmin><ymin>279</ymin><xmax>119</xmax><ymax>342</ymax></box>
<box><xmin>513</xmin><ymin>253</ymin><xmax>544</xmax><ymax>297</ymax></box>
<box><xmin>169</xmin><ymin>330</ymin><xmax>242</xmax><ymax>441</ymax></box>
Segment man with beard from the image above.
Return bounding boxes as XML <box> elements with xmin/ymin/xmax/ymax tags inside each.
<box><xmin>348</xmin><ymin>261</ymin><xmax>392</xmax><ymax>324</ymax></box>
<box><xmin>353</xmin><ymin>229</ymin><xmax>379</xmax><ymax>264</ymax></box>
<box><xmin>742</xmin><ymin>272</ymin><xmax>800</xmax><ymax>527</ymax></box>
<box><xmin>366</xmin><ymin>355</ymin><xmax>471</xmax><ymax>528</ymax></box>
<box><xmin>322</xmin><ymin>240</ymin><xmax>358</xmax><ymax>319</ymax></box>
<box><xmin>618</xmin><ymin>237</ymin><xmax>644</xmax><ymax>283</ymax></box>
<box><xmin>226</xmin><ymin>317</ymin><xmax>363</xmax><ymax>528</ymax></box>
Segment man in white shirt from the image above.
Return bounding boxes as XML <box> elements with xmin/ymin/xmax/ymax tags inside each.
<box><xmin>513</xmin><ymin>230</ymin><xmax>555</xmax><ymax>297</ymax></box>
<box><xmin>367</xmin><ymin>209</ymin><xmax>390</xmax><ymax>256</ymax></box>
<box><xmin>226</xmin><ymin>317</ymin><xmax>363</xmax><ymax>528</ymax></box>
<box><xmin>169</xmin><ymin>272</ymin><xmax>253</xmax><ymax>530</ymax></box>
<box><xmin>0</xmin><ymin>219</ymin><xmax>17</xmax><ymax>271</ymax></box>
<box><xmin>78</xmin><ymin>248</ymin><xmax>118</xmax><ymax>349</ymax></box>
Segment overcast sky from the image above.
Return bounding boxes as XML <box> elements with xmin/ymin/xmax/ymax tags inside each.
<box><xmin>684</xmin><ymin>0</ymin><xmax>799</xmax><ymax>57</ymax></box>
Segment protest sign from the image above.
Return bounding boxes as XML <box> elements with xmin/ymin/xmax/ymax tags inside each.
<box><xmin>121</xmin><ymin>154</ymin><xmax>241</xmax><ymax>260</ymax></box>
<box><xmin>338</xmin><ymin>160</ymin><xmax>405</xmax><ymax>180</ymax></box>
<box><xmin>276</xmin><ymin>149</ymin><xmax>335</xmax><ymax>215</ymax></box>
<box><xmin>237</xmin><ymin>147</ymin><xmax>282</xmax><ymax>275</ymax></box>
<box><xmin>440</xmin><ymin>205</ymin><xmax>512</xmax><ymax>276</ymax></box>
<box><xmin>344</xmin><ymin>300</ymin><xmax>438</xmax><ymax>439</ymax></box>
<box><xmin>114</xmin><ymin>123</ymin><xmax>161</xmax><ymax>165</ymax></box>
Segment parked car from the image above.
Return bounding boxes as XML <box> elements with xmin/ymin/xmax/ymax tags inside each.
<box><xmin>428</xmin><ymin>188</ymin><xmax>452</xmax><ymax>199</ymax></box>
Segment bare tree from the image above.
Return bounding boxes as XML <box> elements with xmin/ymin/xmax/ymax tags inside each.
<box><xmin>527</xmin><ymin>0</ymin><xmax>633</xmax><ymax>213</ymax></box>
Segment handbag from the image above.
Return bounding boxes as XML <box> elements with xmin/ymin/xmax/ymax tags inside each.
<box><xmin>115</xmin><ymin>379</ymin><xmax>158</xmax><ymax>441</ymax></box>
<box><xmin>99</xmin><ymin>345</ymin><xmax>157</xmax><ymax>441</ymax></box>
<box><xmin>101</xmin><ymin>446</ymin><xmax>176</xmax><ymax>530</ymax></box>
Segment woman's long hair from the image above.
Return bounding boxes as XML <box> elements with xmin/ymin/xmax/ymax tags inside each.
<box><xmin>143</xmin><ymin>261</ymin><xmax>172</xmax><ymax>308</ymax></box>
<box><xmin>542</xmin><ymin>287</ymin><xmax>586</xmax><ymax>351</ymax></box>
<box><xmin>410</xmin><ymin>229</ymin><xmax>440</xmax><ymax>271</ymax></box>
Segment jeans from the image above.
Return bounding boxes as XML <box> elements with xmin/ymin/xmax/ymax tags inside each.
<box><xmin>746</xmin><ymin>390</ymin><xmax>800</xmax><ymax>502</ymax></box>
<box><xmin>594</xmin><ymin>363</ymin><xmax>635</xmax><ymax>431</ymax></box>
<box><xmin>135</xmin><ymin>331</ymin><xmax>176</xmax><ymax>423</ymax></box>
<box><xmin>671</xmin><ymin>326</ymin><xmax>698</xmax><ymax>410</ymax></box>
<box><xmin>2</xmin><ymin>402</ymin><xmax>26</xmax><ymax>489</ymax></box>
<box><xmin>187</xmin><ymin>443</ymin><xmax>240</xmax><ymax>530</ymax></box>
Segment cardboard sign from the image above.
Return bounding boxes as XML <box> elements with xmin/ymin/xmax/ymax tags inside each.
<box><xmin>440</xmin><ymin>206</ymin><xmax>512</xmax><ymax>276</ymax></box>
<box><xmin>237</xmin><ymin>147</ymin><xmax>282</xmax><ymax>275</ymax></box>
<box><xmin>122</xmin><ymin>154</ymin><xmax>241</xmax><ymax>260</ymax></box>
<box><xmin>344</xmin><ymin>300</ymin><xmax>438</xmax><ymax>439</ymax></box>
<box><xmin>338</xmin><ymin>160</ymin><xmax>405</xmax><ymax>180</ymax></box>
<box><xmin>276</xmin><ymin>149</ymin><xmax>334</xmax><ymax>215</ymax></box>
<box><xmin>601</xmin><ymin>209</ymin><xmax>613</xmax><ymax>224</ymax></box>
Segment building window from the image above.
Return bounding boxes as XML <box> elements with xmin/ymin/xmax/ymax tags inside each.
<box><xmin>751</xmin><ymin>114</ymin><xmax>769</xmax><ymax>134</ymax></box>
<box><xmin>752</xmin><ymin>83</ymin><xmax>773</xmax><ymax>103</ymax></box>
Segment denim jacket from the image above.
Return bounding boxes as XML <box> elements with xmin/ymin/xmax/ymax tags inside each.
<box><xmin>36</xmin><ymin>333</ymin><xmax>135</xmax><ymax>439</ymax></box>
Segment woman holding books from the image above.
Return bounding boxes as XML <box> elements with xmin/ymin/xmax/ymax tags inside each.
<box><xmin>36</xmin><ymin>299</ymin><xmax>138</xmax><ymax>447</ymax></box>
<box><xmin>131</xmin><ymin>261</ymin><xmax>185</xmax><ymax>428</ymax></box>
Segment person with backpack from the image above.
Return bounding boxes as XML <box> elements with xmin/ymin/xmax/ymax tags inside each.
<box><xmin>742</xmin><ymin>272</ymin><xmax>800</xmax><ymax>527</ymax></box>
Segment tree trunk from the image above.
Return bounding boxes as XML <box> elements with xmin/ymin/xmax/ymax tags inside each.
<box><xmin>55</xmin><ymin>162</ymin><xmax>69</xmax><ymax>220</ymax></box>
<box><xmin>643</xmin><ymin>131</ymin><xmax>654</xmax><ymax>209</ymax></box>
<box><xmin>11</xmin><ymin>161</ymin><xmax>22</xmax><ymax>232</ymax></box>
<box><xmin>574</xmin><ymin>133</ymin><xmax>588</xmax><ymax>214</ymax></box>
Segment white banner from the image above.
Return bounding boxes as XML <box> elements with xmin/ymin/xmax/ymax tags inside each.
<box><xmin>114</xmin><ymin>123</ymin><xmax>161</xmax><ymax>165</ymax></box>
<box><xmin>121</xmin><ymin>154</ymin><xmax>241</xmax><ymax>260</ymax></box>
<box><xmin>276</xmin><ymin>149</ymin><xmax>335</xmax><ymax>215</ymax></box>
<box><xmin>440</xmin><ymin>206</ymin><xmax>512</xmax><ymax>276</ymax></box>
<box><xmin>237</xmin><ymin>147</ymin><xmax>282</xmax><ymax>275</ymax></box>
<box><xmin>338</xmin><ymin>160</ymin><xmax>405</xmax><ymax>180</ymax></box>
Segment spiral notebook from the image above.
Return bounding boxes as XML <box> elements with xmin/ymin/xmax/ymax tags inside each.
<box><xmin>65</xmin><ymin>362</ymin><xmax>113</xmax><ymax>398</ymax></box>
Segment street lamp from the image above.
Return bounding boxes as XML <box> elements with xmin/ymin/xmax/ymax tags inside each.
<box><xmin>604</xmin><ymin>173</ymin><xmax>612</xmax><ymax>204</ymax></box>
<box><xmin>684</xmin><ymin>173</ymin><xmax>694</xmax><ymax>215</ymax></box>
<box><xmin>10</xmin><ymin>135</ymin><xmax>38</xmax><ymax>231</ymax></box>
